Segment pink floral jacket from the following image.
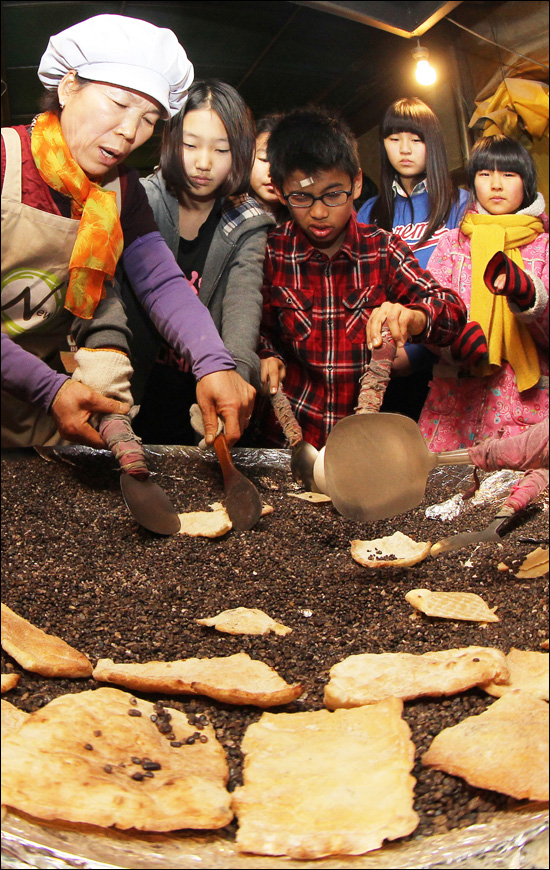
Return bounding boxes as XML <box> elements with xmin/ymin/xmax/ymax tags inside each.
<box><xmin>419</xmin><ymin>198</ymin><xmax>548</xmax><ymax>451</ymax></box>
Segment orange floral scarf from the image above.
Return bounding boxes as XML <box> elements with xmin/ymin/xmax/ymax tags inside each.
<box><xmin>30</xmin><ymin>112</ymin><xmax>124</xmax><ymax>319</ymax></box>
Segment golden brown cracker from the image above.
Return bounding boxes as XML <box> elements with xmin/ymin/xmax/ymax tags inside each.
<box><xmin>233</xmin><ymin>699</ymin><xmax>418</xmax><ymax>858</ymax></box>
<box><xmin>325</xmin><ymin>647</ymin><xmax>509</xmax><ymax>708</ymax></box>
<box><xmin>422</xmin><ymin>691</ymin><xmax>549</xmax><ymax>801</ymax></box>
<box><xmin>1</xmin><ymin>603</ymin><xmax>92</xmax><ymax>678</ymax></box>
<box><xmin>93</xmin><ymin>653</ymin><xmax>302</xmax><ymax>707</ymax></box>
<box><xmin>1</xmin><ymin>687</ymin><xmax>232</xmax><ymax>831</ymax></box>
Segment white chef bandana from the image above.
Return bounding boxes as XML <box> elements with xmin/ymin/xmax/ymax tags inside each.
<box><xmin>37</xmin><ymin>14</ymin><xmax>194</xmax><ymax>118</ymax></box>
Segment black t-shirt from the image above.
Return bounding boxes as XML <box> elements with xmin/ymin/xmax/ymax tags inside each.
<box><xmin>133</xmin><ymin>200</ymin><xmax>222</xmax><ymax>445</ymax></box>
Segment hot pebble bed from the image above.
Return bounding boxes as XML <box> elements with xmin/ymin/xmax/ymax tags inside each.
<box><xmin>1</xmin><ymin>445</ymin><xmax>548</xmax><ymax>851</ymax></box>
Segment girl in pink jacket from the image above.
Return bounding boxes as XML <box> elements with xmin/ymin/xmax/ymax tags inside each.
<box><xmin>419</xmin><ymin>135</ymin><xmax>548</xmax><ymax>451</ymax></box>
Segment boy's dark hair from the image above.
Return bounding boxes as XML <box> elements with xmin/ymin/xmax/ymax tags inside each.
<box><xmin>266</xmin><ymin>106</ymin><xmax>360</xmax><ymax>191</ymax></box>
<box><xmin>467</xmin><ymin>135</ymin><xmax>537</xmax><ymax>210</ymax></box>
<box><xmin>160</xmin><ymin>79</ymin><xmax>255</xmax><ymax>202</ymax></box>
<box><xmin>370</xmin><ymin>97</ymin><xmax>458</xmax><ymax>248</ymax></box>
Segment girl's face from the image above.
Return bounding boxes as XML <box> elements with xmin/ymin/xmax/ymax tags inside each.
<box><xmin>250</xmin><ymin>132</ymin><xmax>278</xmax><ymax>206</ymax></box>
<box><xmin>384</xmin><ymin>131</ymin><xmax>426</xmax><ymax>183</ymax></box>
<box><xmin>181</xmin><ymin>107</ymin><xmax>232</xmax><ymax>199</ymax></box>
<box><xmin>474</xmin><ymin>169</ymin><xmax>524</xmax><ymax>215</ymax></box>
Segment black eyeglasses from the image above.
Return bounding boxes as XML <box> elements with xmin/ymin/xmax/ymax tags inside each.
<box><xmin>282</xmin><ymin>189</ymin><xmax>354</xmax><ymax>208</ymax></box>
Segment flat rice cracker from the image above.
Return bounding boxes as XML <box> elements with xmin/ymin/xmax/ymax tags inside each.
<box><xmin>351</xmin><ymin>532</ymin><xmax>431</xmax><ymax>568</ymax></box>
<box><xmin>178</xmin><ymin>503</ymin><xmax>232</xmax><ymax>537</ymax></box>
<box><xmin>1</xmin><ymin>603</ymin><xmax>92</xmax><ymax>679</ymax></box>
<box><xmin>422</xmin><ymin>691</ymin><xmax>549</xmax><ymax>801</ymax></box>
<box><xmin>178</xmin><ymin>503</ymin><xmax>274</xmax><ymax>537</ymax></box>
<box><xmin>232</xmin><ymin>699</ymin><xmax>418</xmax><ymax>859</ymax></box>
<box><xmin>93</xmin><ymin>653</ymin><xmax>303</xmax><ymax>707</ymax></box>
<box><xmin>405</xmin><ymin>589</ymin><xmax>500</xmax><ymax>622</ymax></box>
<box><xmin>480</xmin><ymin>648</ymin><xmax>549</xmax><ymax>700</ymax></box>
<box><xmin>288</xmin><ymin>491</ymin><xmax>332</xmax><ymax>503</ymax></box>
<box><xmin>324</xmin><ymin>647</ymin><xmax>509</xmax><ymax>709</ymax></box>
<box><xmin>195</xmin><ymin>607</ymin><xmax>292</xmax><ymax>636</ymax></box>
<box><xmin>1</xmin><ymin>673</ymin><xmax>20</xmax><ymax>693</ymax></box>
<box><xmin>1</xmin><ymin>687</ymin><xmax>233</xmax><ymax>832</ymax></box>
<box><xmin>1</xmin><ymin>699</ymin><xmax>29</xmax><ymax>739</ymax></box>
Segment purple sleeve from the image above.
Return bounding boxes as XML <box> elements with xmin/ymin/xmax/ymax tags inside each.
<box><xmin>122</xmin><ymin>232</ymin><xmax>236</xmax><ymax>380</ymax></box>
<box><xmin>1</xmin><ymin>332</ymin><xmax>68</xmax><ymax>411</ymax></box>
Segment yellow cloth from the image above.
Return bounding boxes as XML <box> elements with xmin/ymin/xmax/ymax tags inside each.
<box><xmin>461</xmin><ymin>212</ymin><xmax>544</xmax><ymax>392</ymax></box>
<box><xmin>469</xmin><ymin>79</ymin><xmax>549</xmax><ymax>140</ymax></box>
<box><xmin>30</xmin><ymin>112</ymin><xmax>124</xmax><ymax>319</ymax></box>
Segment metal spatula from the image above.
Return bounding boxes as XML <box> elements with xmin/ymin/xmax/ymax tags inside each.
<box><xmin>120</xmin><ymin>474</ymin><xmax>181</xmax><ymax>535</ymax></box>
<box><xmin>430</xmin><ymin>507</ymin><xmax>515</xmax><ymax>556</ymax></box>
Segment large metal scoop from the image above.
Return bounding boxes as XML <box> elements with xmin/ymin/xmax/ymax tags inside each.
<box><xmin>270</xmin><ymin>387</ymin><xmax>319</xmax><ymax>490</ymax></box>
<box><xmin>120</xmin><ymin>473</ymin><xmax>181</xmax><ymax>535</ymax></box>
<box><xmin>323</xmin><ymin>412</ymin><xmax>472</xmax><ymax>521</ymax></box>
<box><xmin>213</xmin><ymin>433</ymin><xmax>263</xmax><ymax>531</ymax></box>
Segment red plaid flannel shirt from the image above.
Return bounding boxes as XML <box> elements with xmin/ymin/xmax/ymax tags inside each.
<box><xmin>259</xmin><ymin>213</ymin><xmax>467</xmax><ymax>448</ymax></box>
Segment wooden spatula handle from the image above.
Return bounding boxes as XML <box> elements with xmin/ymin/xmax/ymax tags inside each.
<box><xmin>213</xmin><ymin>432</ymin><xmax>235</xmax><ymax>483</ymax></box>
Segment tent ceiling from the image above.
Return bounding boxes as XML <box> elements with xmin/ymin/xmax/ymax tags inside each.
<box><xmin>2</xmin><ymin>1</ymin><xmax>547</xmax><ymax>174</ymax></box>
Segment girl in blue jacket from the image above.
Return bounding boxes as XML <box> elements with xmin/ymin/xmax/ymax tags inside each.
<box><xmin>357</xmin><ymin>97</ymin><xmax>469</xmax><ymax>418</ymax></box>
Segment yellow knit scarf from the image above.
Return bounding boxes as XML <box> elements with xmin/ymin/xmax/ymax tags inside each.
<box><xmin>461</xmin><ymin>211</ymin><xmax>543</xmax><ymax>392</ymax></box>
<box><xmin>31</xmin><ymin>112</ymin><xmax>124</xmax><ymax>319</ymax></box>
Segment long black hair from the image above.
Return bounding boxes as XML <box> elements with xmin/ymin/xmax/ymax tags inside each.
<box><xmin>467</xmin><ymin>135</ymin><xmax>537</xmax><ymax>210</ymax></box>
<box><xmin>370</xmin><ymin>97</ymin><xmax>459</xmax><ymax>248</ymax></box>
<box><xmin>160</xmin><ymin>80</ymin><xmax>255</xmax><ymax>203</ymax></box>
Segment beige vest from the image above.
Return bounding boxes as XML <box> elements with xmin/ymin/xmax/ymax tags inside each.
<box><xmin>1</xmin><ymin>126</ymin><xmax>120</xmax><ymax>446</ymax></box>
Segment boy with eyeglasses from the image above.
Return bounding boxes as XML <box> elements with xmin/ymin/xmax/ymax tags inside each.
<box><xmin>258</xmin><ymin>106</ymin><xmax>467</xmax><ymax>449</ymax></box>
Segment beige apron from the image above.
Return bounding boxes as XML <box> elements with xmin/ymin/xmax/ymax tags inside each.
<box><xmin>1</xmin><ymin>127</ymin><xmax>120</xmax><ymax>446</ymax></box>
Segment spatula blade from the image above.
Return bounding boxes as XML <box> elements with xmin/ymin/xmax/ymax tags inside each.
<box><xmin>120</xmin><ymin>474</ymin><xmax>181</xmax><ymax>535</ymax></box>
<box><xmin>323</xmin><ymin>414</ymin><xmax>429</xmax><ymax>521</ymax></box>
<box><xmin>224</xmin><ymin>474</ymin><xmax>263</xmax><ymax>531</ymax></box>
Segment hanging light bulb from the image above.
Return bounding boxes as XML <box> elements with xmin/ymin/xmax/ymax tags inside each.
<box><xmin>412</xmin><ymin>41</ymin><xmax>437</xmax><ymax>86</ymax></box>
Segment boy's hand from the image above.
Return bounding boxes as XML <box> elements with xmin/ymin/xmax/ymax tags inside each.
<box><xmin>261</xmin><ymin>357</ymin><xmax>287</xmax><ymax>395</ymax></box>
<box><xmin>367</xmin><ymin>302</ymin><xmax>427</xmax><ymax>350</ymax></box>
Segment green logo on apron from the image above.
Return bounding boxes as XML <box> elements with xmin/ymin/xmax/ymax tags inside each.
<box><xmin>1</xmin><ymin>269</ymin><xmax>67</xmax><ymax>335</ymax></box>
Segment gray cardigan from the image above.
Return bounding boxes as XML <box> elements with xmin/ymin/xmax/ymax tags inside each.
<box><xmin>141</xmin><ymin>172</ymin><xmax>275</xmax><ymax>389</ymax></box>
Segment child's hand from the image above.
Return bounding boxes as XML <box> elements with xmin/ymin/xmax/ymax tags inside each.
<box><xmin>366</xmin><ymin>302</ymin><xmax>427</xmax><ymax>350</ymax></box>
<box><xmin>450</xmin><ymin>321</ymin><xmax>488</xmax><ymax>366</ymax></box>
<box><xmin>261</xmin><ymin>357</ymin><xmax>287</xmax><ymax>395</ymax></box>
<box><xmin>484</xmin><ymin>251</ymin><xmax>536</xmax><ymax>311</ymax></box>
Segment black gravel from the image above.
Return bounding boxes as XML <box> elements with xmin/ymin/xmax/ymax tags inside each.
<box><xmin>1</xmin><ymin>446</ymin><xmax>548</xmax><ymax>844</ymax></box>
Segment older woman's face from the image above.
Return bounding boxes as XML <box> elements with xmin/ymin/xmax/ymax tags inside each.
<box><xmin>58</xmin><ymin>74</ymin><xmax>162</xmax><ymax>178</ymax></box>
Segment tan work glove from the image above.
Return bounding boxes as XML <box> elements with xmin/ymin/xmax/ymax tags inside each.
<box><xmin>189</xmin><ymin>402</ymin><xmax>224</xmax><ymax>449</ymax></box>
<box><xmin>72</xmin><ymin>348</ymin><xmax>134</xmax><ymax>406</ymax></box>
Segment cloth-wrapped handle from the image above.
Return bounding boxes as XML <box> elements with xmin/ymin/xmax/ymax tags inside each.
<box><xmin>98</xmin><ymin>414</ymin><xmax>149</xmax><ymax>480</ymax></box>
<box><xmin>270</xmin><ymin>388</ymin><xmax>303</xmax><ymax>448</ymax></box>
<box><xmin>355</xmin><ymin>327</ymin><xmax>397</xmax><ymax>414</ymax></box>
<box><xmin>504</xmin><ymin>468</ymin><xmax>549</xmax><ymax>512</ymax></box>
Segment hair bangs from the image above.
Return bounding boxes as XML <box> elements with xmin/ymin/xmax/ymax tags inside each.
<box><xmin>382</xmin><ymin>112</ymin><xmax>425</xmax><ymax>141</ymax></box>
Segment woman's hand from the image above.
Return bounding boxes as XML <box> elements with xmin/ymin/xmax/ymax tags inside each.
<box><xmin>51</xmin><ymin>380</ymin><xmax>131</xmax><ymax>448</ymax></box>
<box><xmin>261</xmin><ymin>357</ymin><xmax>286</xmax><ymax>395</ymax></box>
<box><xmin>367</xmin><ymin>302</ymin><xmax>427</xmax><ymax>349</ymax></box>
<box><xmin>196</xmin><ymin>370</ymin><xmax>256</xmax><ymax>448</ymax></box>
